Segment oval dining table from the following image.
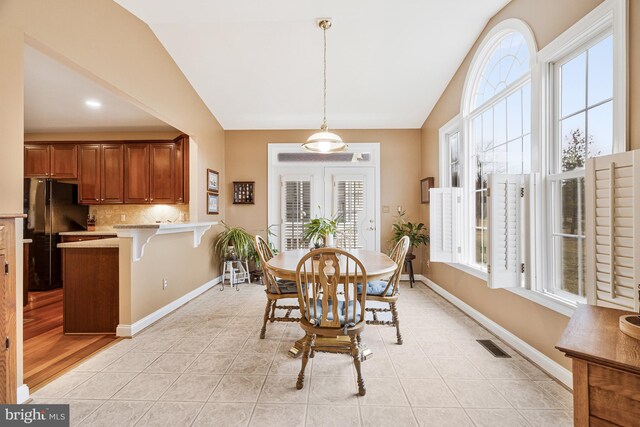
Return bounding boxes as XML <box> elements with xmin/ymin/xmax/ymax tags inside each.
<box><xmin>266</xmin><ymin>248</ymin><xmax>398</xmax><ymax>358</ymax></box>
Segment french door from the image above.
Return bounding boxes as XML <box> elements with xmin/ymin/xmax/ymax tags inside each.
<box><xmin>279</xmin><ymin>167</ymin><xmax>376</xmax><ymax>251</ymax></box>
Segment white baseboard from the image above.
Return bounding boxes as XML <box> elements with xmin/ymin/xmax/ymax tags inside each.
<box><xmin>412</xmin><ymin>275</ymin><xmax>573</xmax><ymax>389</ymax></box>
<box><xmin>117</xmin><ymin>276</ymin><xmax>221</xmax><ymax>337</ymax></box>
<box><xmin>17</xmin><ymin>384</ymin><xmax>30</xmax><ymax>404</ymax></box>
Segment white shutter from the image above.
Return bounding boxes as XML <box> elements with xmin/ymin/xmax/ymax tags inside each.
<box><xmin>280</xmin><ymin>175</ymin><xmax>312</xmax><ymax>250</ymax></box>
<box><xmin>334</xmin><ymin>178</ymin><xmax>365</xmax><ymax>249</ymax></box>
<box><xmin>487</xmin><ymin>174</ymin><xmax>525</xmax><ymax>289</ymax></box>
<box><xmin>585</xmin><ymin>151</ymin><xmax>640</xmax><ymax>312</ymax></box>
<box><xmin>429</xmin><ymin>187</ymin><xmax>463</xmax><ymax>263</ymax></box>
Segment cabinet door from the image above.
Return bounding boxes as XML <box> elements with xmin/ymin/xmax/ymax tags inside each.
<box><xmin>50</xmin><ymin>144</ymin><xmax>78</xmax><ymax>179</ymax></box>
<box><xmin>101</xmin><ymin>144</ymin><xmax>124</xmax><ymax>204</ymax></box>
<box><xmin>149</xmin><ymin>143</ymin><xmax>175</xmax><ymax>204</ymax></box>
<box><xmin>78</xmin><ymin>145</ymin><xmax>101</xmax><ymax>204</ymax></box>
<box><xmin>24</xmin><ymin>145</ymin><xmax>50</xmax><ymax>177</ymax></box>
<box><xmin>124</xmin><ymin>144</ymin><xmax>150</xmax><ymax>204</ymax></box>
<box><xmin>173</xmin><ymin>135</ymin><xmax>189</xmax><ymax>204</ymax></box>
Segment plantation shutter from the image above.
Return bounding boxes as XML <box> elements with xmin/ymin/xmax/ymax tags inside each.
<box><xmin>334</xmin><ymin>179</ymin><xmax>365</xmax><ymax>249</ymax></box>
<box><xmin>280</xmin><ymin>176</ymin><xmax>312</xmax><ymax>250</ymax></box>
<box><xmin>429</xmin><ymin>187</ymin><xmax>463</xmax><ymax>263</ymax></box>
<box><xmin>487</xmin><ymin>174</ymin><xmax>526</xmax><ymax>289</ymax></box>
<box><xmin>585</xmin><ymin>151</ymin><xmax>640</xmax><ymax>312</ymax></box>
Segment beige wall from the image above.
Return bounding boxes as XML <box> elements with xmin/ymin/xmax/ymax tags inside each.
<box><xmin>224</xmin><ymin>129</ymin><xmax>424</xmax><ymax>266</ymax></box>
<box><xmin>420</xmin><ymin>0</ymin><xmax>639</xmax><ymax>370</ymax></box>
<box><xmin>0</xmin><ymin>0</ymin><xmax>225</xmax><ymax>393</ymax></box>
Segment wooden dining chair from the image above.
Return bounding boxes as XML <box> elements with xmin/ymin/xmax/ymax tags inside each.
<box><xmin>361</xmin><ymin>236</ymin><xmax>410</xmax><ymax>345</ymax></box>
<box><xmin>254</xmin><ymin>235</ymin><xmax>300</xmax><ymax>339</ymax></box>
<box><xmin>295</xmin><ymin>248</ymin><xmax>368</xmax><ymax>396</ymax></box>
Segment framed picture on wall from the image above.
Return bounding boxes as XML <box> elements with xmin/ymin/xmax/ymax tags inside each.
<box><xmin>207</xmin><ymin>192</ymin><xmax>219</xmax><ymax>215</ymax></box>
<box><xmin>207</xmin><ymin>169</ymin><xmax>219</xmax><ymax>193</ymax></box>
<box><xmin>421</xmin><ymin>177</ymin><xmax>434</xmax><ymax>204</ymax></box>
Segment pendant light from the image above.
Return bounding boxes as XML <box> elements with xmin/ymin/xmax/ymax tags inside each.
<box><xmin>303</xmin><ymin>19</ymin><xmax>347</xmax><ymax>153</ymax></box>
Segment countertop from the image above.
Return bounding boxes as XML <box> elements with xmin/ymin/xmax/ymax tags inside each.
<box><xmin>59</xmin><ymin>230</ymin><xmax>117</xmax><ymax>236</ymax></box>
<box><xmin>114</xmin><ymin>222</ymin><xmax>217</xmax><ymax>230</ymax></box>
<box><xmin>58</xmin><ymin>237</ymin><xmax>120</xmax><ymax>249</ymax></box>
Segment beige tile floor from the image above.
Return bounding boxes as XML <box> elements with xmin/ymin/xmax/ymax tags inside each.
<box><xmin>28</xmin><ymin>281</ymin><xmax>573</xmax><ymax>426</ymax></box>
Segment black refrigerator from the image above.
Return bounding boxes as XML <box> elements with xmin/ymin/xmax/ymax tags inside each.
<box><xmin>23</xmin><ymin>178</ymin><xmax>89</xmax><ymax>291</ymax></box>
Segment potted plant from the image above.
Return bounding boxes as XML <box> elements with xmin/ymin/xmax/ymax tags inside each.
<box><xmin>303</xmin><ymin>213</ymin><xmax>341</xmax><ymax>248</ymax></box>
<box><xmin>390</xmin><ymin>210</ymin><xmax>429</xmax><ymax>255</ymax></box>
<box><xmin>214</xmin><ymin>222</ymin><xmax>256</xmax><ymax>261</ymax></box>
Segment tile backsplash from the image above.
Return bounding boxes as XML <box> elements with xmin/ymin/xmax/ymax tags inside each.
<box><xmin>89</xmin><ymin>204</ymin><xmax>190</xmax><ymax>230</ymax></box>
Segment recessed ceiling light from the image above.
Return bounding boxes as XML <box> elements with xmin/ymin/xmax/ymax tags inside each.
<box><xmin>85</xmin><ymin>99</ymin><xmax>102</xmax><ymax>109</ymax></box>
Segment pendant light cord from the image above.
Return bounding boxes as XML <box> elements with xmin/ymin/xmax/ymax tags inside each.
<box><xmin>322</xmin><ymin>24</ymin><xmax>328</xmax><ymax>131</ymax></box>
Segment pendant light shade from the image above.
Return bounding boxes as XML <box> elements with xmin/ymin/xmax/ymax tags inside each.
<box><xmin>302</xmin><ymin>19</ymin><xmax>346</xmax><ymax>153</ymax></box>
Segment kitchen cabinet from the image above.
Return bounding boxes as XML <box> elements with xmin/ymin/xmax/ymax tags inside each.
<box><xmin>50</xmin><ymin>144</ymin><xmax>77</xmax><ymax>178</ymax></box>
<box><xmin>78</xmin><ymin>144</ymin><xmax>101</xmax><ymax>204</ymax></box>
<box><xmin>149</xmin><ymin>143</ymin><xmax>175</xmax><ymax>204</ymax></box>
<box><xmin>101</xmin><ymin>144</ymin><xmax>124</xmax><ymax>203</ymax></box>
<box><xmin>24</xmin><ymin>144</ymin><xmax>77</xmax><ymax>178</ymax></box>
<box><xmin>124</xmin><ymin>143</ymin><xmax>150</xmax><ymax>204</ymax></box>
<box><xmin>24</xmin><ymin>145</ymin><xmax>50</xmax><ymax>177</ymax></box>
<box><xmin>174</xmin><ymin>134</ymin><xmax>189</xmax><ymax>204</ymax></box>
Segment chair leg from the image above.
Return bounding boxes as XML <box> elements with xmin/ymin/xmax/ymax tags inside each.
<box><xmin>260</xmin><ymin>300</ymin><xmax>272</xmax><ymax>339</ymax></box>
<box><xmin>296</xmin><ymin>334</ymin><xmax>312</xmax><ymax>390</ymax></box>
<box><xmin>351</xmin><ymin>335</ymin><xmax>366</xmax><ymax>396</ymax></box>
<box><xmin>390</xmin><ymin>302</ymin><xmax>403</xmax><ymax>345</ymax></box>
<box><xmin>269</xmin><ymin>300</ymin><xmax>277</xmax><ymax>322</ymax></box>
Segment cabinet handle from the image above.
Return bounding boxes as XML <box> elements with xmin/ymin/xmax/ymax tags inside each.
<box><xmin>51</xmin><ymin>172</ymin><xmax>55</xmax><ymax>176</ymax></box>
<box><xmin>150</xmin><ymin>198</ymin><xmax>154</xmax><ymax>202</ymax></box>
<box><xmin>144</xmin><ymin>198</ymin><xmax>148</xmax><ymax>202</ymax></box>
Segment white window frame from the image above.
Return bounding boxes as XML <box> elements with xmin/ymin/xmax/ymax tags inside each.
<box><xmin>536</xmin><ymin>0</ymin><xmax>627</xmax><ymax>307</ymax></box>
<box><xmin>439</xmin><ymin>114</ymin><xmax>463</xmax><ymax>188</ymax></box>
<box><xmin>436</xmin><ymin>0</ymin><xmax>627</xmax><ymax>317</ymax></box>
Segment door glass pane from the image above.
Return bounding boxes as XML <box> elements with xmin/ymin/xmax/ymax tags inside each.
<box><xmin>588</xmin><ymin>35</ymin><xmax>613</xmax><ymax>106</ymax></box>
<box><xmin>475</xmin><ymin>228</ymin><xmax>483</xmax><ymax>264</ymax></box>
<box><xmin>560</xmin><ymin>52</ymin><xmax>587</xmax><ymax>117</ymax></box>
<box><xmin>283</xmin><ymin>181</ymin><xmax>311</xmax><ymax>250</ymax></box>
<box><xmin>335</xmin><ymin>180</ymin><xmax>364</xmax><ymax>249</ymax></box>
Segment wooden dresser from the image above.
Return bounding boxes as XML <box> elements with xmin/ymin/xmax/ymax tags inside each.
<box><xmin>556</xmin><ymin>305</ymin><xmax>640</xmax><ymax>426</ymax></box>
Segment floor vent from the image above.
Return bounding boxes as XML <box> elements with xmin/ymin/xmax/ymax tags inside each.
<box><xmin>476</xmin><ymin>339</ymin><xmax>511</xmax><ymax>358</ymax></box>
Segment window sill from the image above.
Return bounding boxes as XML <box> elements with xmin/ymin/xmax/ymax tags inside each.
<box><xmin>445</xmin><ymin>262</ymin><xmax>488</xmax><ymax>281</ymax></box>
<box><xmin>443</xmin><ymin>262</ymin><xmax>576</xmax><ymax>317</ymax></box>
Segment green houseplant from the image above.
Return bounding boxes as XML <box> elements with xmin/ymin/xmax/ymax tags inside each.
<box><xmin>214</xmin><ymin>222</ymin><xmax>256</xmax><ymax>261</ymax></box>
<box><xmin>303</xmin><ymin>214</ymin><xmax>341</xmax><ymax>247</ymax></box>
<box><xmin>390</xmin><ymin>210</ymin><xmax>429</xmax><ymax>254</ymax></box>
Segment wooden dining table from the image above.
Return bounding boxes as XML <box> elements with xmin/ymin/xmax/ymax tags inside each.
<box><xmin>266</xmin><ymin>248</ymin><xmax>398</xmax><ymax>358</ymax></box>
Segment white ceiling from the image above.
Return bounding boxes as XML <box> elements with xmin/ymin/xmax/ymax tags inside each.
<box><xmin>114</xmin><ymin>0</ymin><xmax>510</xmax><ymax>130</ymax></box>
<box><xmin>24</xmin><ymin>45</ymin><xmax>175</xmax><ymax>133</ymax></box>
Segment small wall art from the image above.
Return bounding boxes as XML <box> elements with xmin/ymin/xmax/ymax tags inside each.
<box><xmin>421</xmin><ymin>177</ymin><xmax>435</xmax><ymax>204</ymax></box>
<box><xmin>207</xmin><ymin>169</ymin><xmax>219</xmax><ymax>193</ymax></box>
<box><xmin>207</xmin><ymin>192</ymin><xmax>219</xmax><ymax>215</ymax></box>
<box><xmin>233</xmin><ymin>181</ymin><xmax>255</xmax><ymax>204</ymax></box>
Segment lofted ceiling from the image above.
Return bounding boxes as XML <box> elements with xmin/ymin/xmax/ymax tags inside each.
<box><xmin>24</xmin><ymin>45</ymin><xmax>175</xmax><ymax>133</ymax></box>
<box><xmin>114</xmin><ymin>0</ymin><xmax>510</xmax><ymax>130</ymax></box>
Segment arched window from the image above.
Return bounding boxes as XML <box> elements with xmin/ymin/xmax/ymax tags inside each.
<box><xmin>462</xmin><ymin>20</ymin><xmax>536</xmax><ymax>268</ymax></box>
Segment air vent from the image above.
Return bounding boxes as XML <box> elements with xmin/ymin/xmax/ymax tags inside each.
<box><xmin>278</xmin><ymin>152</ymin><xmax>370</xmax><ymax>163</ymax></box>
<box><xmin>476</xmin><ymin>339</ymin><xmax>511</xmax><ymax>358</ymax></box>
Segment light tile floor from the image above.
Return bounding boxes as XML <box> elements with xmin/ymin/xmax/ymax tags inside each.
<box><xmin>28</xmin><ymin>281</ymin><xmax>573</xmax><ymax>426</ymax></box>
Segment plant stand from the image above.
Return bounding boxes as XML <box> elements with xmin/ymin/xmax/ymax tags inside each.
<box><xmin>220</xmin><ymin>259</ymin><xmax>250</xmax><ymax>291</ymax></box>
<box><xmin>404</xmin><ymin>254</ymin><xmax>416</xmax><ymax>288</ymax></box>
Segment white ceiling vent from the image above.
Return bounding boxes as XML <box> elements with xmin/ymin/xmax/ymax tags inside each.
<box><xmin>277</xmin><ymin>152</ymin><xmax>371</xmax><ymax>163</ymax></box>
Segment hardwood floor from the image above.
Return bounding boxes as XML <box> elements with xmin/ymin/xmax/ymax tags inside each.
<box><xmin>23</xmin><ymin>288</ymin><xmax>119</xmax><ymax>391</ymax></box>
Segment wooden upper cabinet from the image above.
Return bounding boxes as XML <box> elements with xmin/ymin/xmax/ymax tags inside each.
<box><xmin>78</xmin><ymin>145</ymin><xmax>101</xmax><ymax>204</ymax></box>
<box><xmin>173</xmin><ymin>135</ymin><xmax>189</xmax><ymax>204</ymax></box>
<box><xmin>24</xmin><ymin>145</ymin><xmax>50</xmax><ymax>177</ymax></box>
<box><xmin>101</xmin><ymin>144</ymin><xmax>124</xmax><ymax>204</ymax></box>
<box><xmin>124</xmin><ymin>144</ymin><xmax>150</xmax><ymax>204</ymax></box>
<box><xmin>50</xmin><ymin>144</ymin><xmax>78</xmax><ymax>179</ymax></box>
<box><xmin>149</xmin><ymin>143</ymin><xmax>175</xmax><ymax>204</ymax></box>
